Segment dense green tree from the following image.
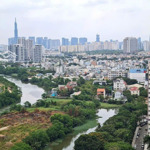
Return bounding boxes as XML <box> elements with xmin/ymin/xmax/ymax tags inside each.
<box><xmin>123</xmin><ymin>77</ymin><xmax>137</xmax><ymax>85</ymax></box>
<box><xmin>98</xmin><ymin>95</ymin><xmax>104</xmax><ymax>102</ymax></box>
<box><xmin>24</xmin><ymin>101</ymin><xmax>31</xmax><ymax>108</ymax></box>
<box><xmin>123</xmin><ymin>90</ymin><xmax>133</xmax><ymax>102</ymax></box>
<box><xmin>77</xmin><ymin>77</ymin><xmax>85</xmax><ymax>86</ymax></box>
<box><xmin>104</xmin><ymin>142</ymin><xmax>134</xmax><ymax>150</ymax></box>
<box><xmin>64</xmin><ymin>78</ymin><xmax>71</xmax><ymax>84</ymax></box>
<box><xmin>114</xmin><ymin>129</ymin><xmax>132</xmax><ymax>143</ymax></box>
<box><xmin>139</xmin><ymin>87</ymin><xmax>147</xmax><ymax>97</ymax></box>
<box><xmin>23</xmin><ymin>130</ymin><xmax>49</xmax><ymax>150</ymax></box>
<box><xmin>46</xmin><ymin>121</ymin><xmax>65</xmax><ymax>141</ymax></box>
<box><xmin>10</xmin><ymin>142</ymin><xmax>32</xmax><ymax>150</ymax></box>
<box><xmin>50</xmin><ymin>114</ymin><xmax>73</xmax><ymax>133</ymax></box>
<box><xmin>74</xmin><ymin>134</ymin><xmax>104</xmax><ymax>150</ymax></box>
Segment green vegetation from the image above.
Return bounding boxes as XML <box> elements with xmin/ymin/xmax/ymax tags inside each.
<box><xmin>73</xmin><ymin>119</ymin><xmax>97</xmax><ymax>135</ymax></box>
<box><xmin>0</xmin><ymin>76</ymin><xmax>21</xmax><ymax>109</ymax></box>
<box><xmin>23</xmin><ymin>130</ymin><xmax>49</xmax><ymax>150</ymax></box>
<box><xmin>74</xmin><ymin>96</ymin><xmax>147</xmax><ymax>150</ymax></box>
<box><xmin>100</xmin><ymin>102</ymin><xmax>121</xmax><ymax>109</ymax></box>
<box><xmin>8</xmin><ymin>99</ymin><xmax>100</xmax><ymax>150</ymax></box>
<box><xmin>0</xmin><ymin>64</ymin><xmax>56</xmax><ymax>91</ymax></box>
<box><xmin>139</xmin><ymin>87</ymin><xmax>148</xmax><ymax>97</ymax></box>
<box><xmin>123</xmin><ymin>77</ymin><xmax>138</xmax><ymax>85</ymax></box>
<box><xmin>74</xmin><ymin>79</ymin><xmax>97</xmax><ymax>101</ymax></box>
<box><xmin>75</xmin><ymin>133</ymin><xmax>105</xmax><ymax>150</ymax></box>
<box><xmin>10</xmin><ymin>142</ymin><xmax>32</xmax><ymax>150</ymax></box>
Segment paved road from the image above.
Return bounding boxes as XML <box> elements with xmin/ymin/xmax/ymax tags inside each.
<box><xmin>134</xmin><ymin>124</ymin><xmax>147</xmax><ymax>150</ymax></box>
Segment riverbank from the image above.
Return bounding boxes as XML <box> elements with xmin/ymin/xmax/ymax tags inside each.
<box><xmin>73</xmin><ymin>118</ymin><xmax>97</xmax><ymax>135</ymax></box>
<box><xmin>100</xmin><ymin>102</ymin><xmax>121</xmax><ymax>109</ymax></box>
<box><xmin>45</xmin><ymin>109</ymin><xmax>117</xmax><ymax>150</ymax></box>
<box><xmin>0</xmin><ymin>75</ymin><xmax>120</xmax><ymax>150</ymax></box>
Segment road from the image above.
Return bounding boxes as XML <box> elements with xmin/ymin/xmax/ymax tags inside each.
<box><xmin>134</xmin><ymin>124</ymin><xmax>147</xmax><ymax>150</ymax></box>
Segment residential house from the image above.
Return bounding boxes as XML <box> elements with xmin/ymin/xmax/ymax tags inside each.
<box><xmin>97</xmin><ymin>88</ymin><xmax>106</xmax><ymax>98</ymax></box>
<box><xmin>114</xmin><ymin>90</ymin><xmax>124</xmax><ymax>100</ymax></box>
<box><xmin>129</xmin><ymin>87</ymin><xmax>140</xmax><ymax>96</ymax></box>
<box><xmin>113</xmin><ymin>78</ymin><xmax>127</xmax><ymax>91</ymax></box>
<box><xmin>67</xmin><ymin>81</ymin><xmax>77</xmax><ymax>88</ymax></box>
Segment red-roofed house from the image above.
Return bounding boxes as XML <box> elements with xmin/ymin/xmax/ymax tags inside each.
<box><xmin>129</xmin><ymin>87</ymin><xmax>140</xmax><ymax>96</ymax></box>
<box><xmin>97</xmin><ymin>88</ymin><xmax>106</xmax><ymax>98</ymax></box>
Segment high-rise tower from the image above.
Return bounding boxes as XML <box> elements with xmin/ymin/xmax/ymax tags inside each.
<box><xmin>96</xmin><ymin>34</ymin><xmax>100</xmax><ymax>42</ymax></box>
<box><xmin>14</xmin><ymin>18</ymin><xmax>18</xmax><ymax>44</ymax></box>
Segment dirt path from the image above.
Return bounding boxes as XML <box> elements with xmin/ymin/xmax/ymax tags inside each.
<box><xmin>0</xmin><ymin>126</ymin><xmax>9</xmax><ymax>131</ymax></box>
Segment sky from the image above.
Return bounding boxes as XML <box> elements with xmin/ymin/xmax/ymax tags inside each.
<box><xmin>0</xmin><ymin>0</ymin><xmax>150</xmax><ymax>44</ymax></box>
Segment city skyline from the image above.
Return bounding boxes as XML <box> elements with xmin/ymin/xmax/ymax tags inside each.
<box><xmin>0</xmin><ymin>0</ymin><xmax>150</xmax><ymax>44</ymax></box>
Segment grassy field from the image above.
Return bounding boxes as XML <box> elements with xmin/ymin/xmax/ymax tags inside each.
<box><xmin>0</xmin><ymin>123</ymin><xmax>44</xmax><ymax>150</ymax></box>
<box><xmin>27</xmin><ymin>98</ymin><xmax>72</xmax><ymax>112</ymax></box>
<box><xmin>27</xmin><ymin>107</ymin><xmax>60</xmax><ymax>112</ymax></box>
<box><xmin>100</xmin><ymin>102</ymin><xmax>121</xmax><ymax>109</ymax></box>
<box><xmin>73</xmin><ymin>118</ymin><xmax>97</xmax><ymax>135</ymax></box>
<box><xmin>46</xmin><ymin>98</ymin><xmax>72</xmax><ymax>106</ymax></box>
<box><xmin>0</xmin><ymin>110</ymin><xmax>54</xmax><ymax>150</ymax></box>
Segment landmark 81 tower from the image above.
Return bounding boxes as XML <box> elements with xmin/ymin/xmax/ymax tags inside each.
<box><xmin>14</xmin><ymin>18</ymin><xmax>18</xmax><ymax>44</ymax></box>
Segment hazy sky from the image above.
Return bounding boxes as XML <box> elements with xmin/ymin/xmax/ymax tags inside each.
<box><xmin>0</xmin><ymin>0</ymin><xmax>150</xmax><ymax>44</ymax></box>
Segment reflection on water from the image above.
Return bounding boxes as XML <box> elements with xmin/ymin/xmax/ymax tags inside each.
<box><xmin>2</xmin><ymin>76</ymin><xmax>117</xmax><ymax>150</ymax></box>
<box><xmin>45</xmin><ymin>109</ymin><xmax>117</xmax><ymax>150</ymax></box>
<box><xmin>5</xmin><ymin>77</ymin><xmax>44</xmax><ymax>105</ymax></box>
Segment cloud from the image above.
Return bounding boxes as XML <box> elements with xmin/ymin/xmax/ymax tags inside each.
<box><xmin>0</xmin><ymin>0</ymin><xmax>150</xmax><ymax>44</ymax></box>
<box><xmin>83</xmin><ymin>0</ymin><xmax>108</xmax><ymax>7</ymax></box>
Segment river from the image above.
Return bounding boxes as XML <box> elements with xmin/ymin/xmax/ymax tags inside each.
<box><xmin>5</xmin><ymin>76</ymin><xmax>45</xmax><ymax>105</ymax></box>
<box><xmin>0</xmin><ymin>76</ymin><xmax>117</xmax><ymax>150</ymax></box>
<box><xmin>45</xmin><ymin>108</ymin><xmax>117</xmax><ymax>150</ymax></box>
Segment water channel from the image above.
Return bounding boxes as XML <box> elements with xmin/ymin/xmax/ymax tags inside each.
<box><xmin>45</xmin><ymin>109</ymin><xmax>117</xmax><ymax>150</ymax></box>
<box><xmin>1</xmin><ymin>76</ymin><xmax>117</xmax><ymax>150</ymax></box>
<box><xmin>5</xmin><ymin>76</ymin><xmax>45</xmax><ymax>105</ymax></box>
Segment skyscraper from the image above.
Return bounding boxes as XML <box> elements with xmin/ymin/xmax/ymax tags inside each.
<box><xmin>33</xmin><ymin>45</ymin><xmax>44</xmax><ymax>63</ymax></box>
<box><xmin>43</xmin><ymin>37</ymin><xmax>48</xmax><ymax>49</ymax></box>
<box><xmin>48</xmin><ymin>39</ymin><xmax>60</xmax><ymax>50</ymax></box>
<box><xmin>14</xmin><ymin>18</ymin><xmax>18</xmax><ymax>44</ymax></box>
<box><xmin>71</xmin><ymin>37</ymin><xmax>78</xmax><ymax>45</ymax></box>
<box><xmin>62</xmin><ymin>38</ymin><xmax>69</xmax><ymax>46</ymax></box>
<box><xmin>137</xmin><ymin>37</ymin><xmax>142</xmax><ymax>50</ymax></box>
<box><xmin>143</xmin><ymin>41</ymin><xmax>150</xmax><ymax>51</ymax></box>
<box><xmin>79</xmin><ymin>38</ymin><xmax>87</xmax><ymax>45</ymax></box>
<box><xmin>9</xmin><ymin>44</ymin><xmax>25</xmax><ymax>62</ymax></box>
<box><xmin>96</xmin><ymin>34</ymin><xmax>100</xmax><ymax>42</ymax></box>
<box><xmin>123</xmin><ymin>37</ymin><xmax>138</xmax><ymax>53</ymax></box>
<box><xmin>29</xmin><ymin>37</ymin><xmax>35</xmax><ymax>45</ymax></box>
<box><xmin>36</xmin><ymin>37</ymin><xmax>43</xmax><ymax>45</ymax></box>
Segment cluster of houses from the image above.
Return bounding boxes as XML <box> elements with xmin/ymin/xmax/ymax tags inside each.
<box><xmin>51</xmin><ymin>81</ymin><xmax>78</xmax><ymax>97</ymax></box>
<box><xmin>97</xmin><ymin>78</ymin><xmax>143</xmax><ymax>102</ymax></box>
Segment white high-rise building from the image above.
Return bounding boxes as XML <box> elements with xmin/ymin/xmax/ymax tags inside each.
<box><xmin>48</xmin><ymin>39</ymin><xmax>60</xmax><ymax>50</ymax></box>
<box><xmin>18</xmin><ymin>37</ymin><xmax>34</xmax><ymax>61</ymax></box>
<box><xmin>123</xmin><ymin>37</ymin><xmax>138</xmax><ymax>53</ymax></box>
<box><xmin>9</xmin><ymin>44</ymin><xmax>25</xmax><ymax>62</ymax></box>
<box><xmin>143</xmin><ymin>41</ymin><xmax>150</xmax><ymax>51</ymax></box>
<box><xmin>33</xmin><ymin>45</ymin><xmax>44</xmax><ymax>63</ymax></box>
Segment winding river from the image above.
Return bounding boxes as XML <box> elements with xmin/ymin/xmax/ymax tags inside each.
<box><xmin>1</xmin><ymin>76</ymin><xmax>117</xmax><ymax>150</ymax></box>
<box><xmin>45</xmin><ymin>109</ymin><xmax>117</xmax><ymax>150</ymax></box>
<box><xmin>5</xmin><ymin>76</ymin><xmax>45</xmax><ymax>105</ymax></box>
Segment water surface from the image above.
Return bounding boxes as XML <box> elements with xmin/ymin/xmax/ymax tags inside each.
<box><xmin>46</xmin><ymin>109</ymin><xmax>117</xmax><ymax>150</ymax></box>
<box><xmin>5</xmin><ymin>76</ymin><xmax>44</xmax><ymax>105</ymax></box>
